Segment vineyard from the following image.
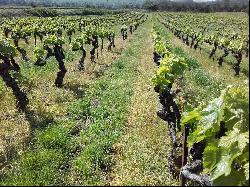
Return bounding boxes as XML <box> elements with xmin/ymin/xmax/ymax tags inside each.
<box><xmin>0</xmin><ymin>10</ymin><xmax>249</xmax><ymax>186</ymax></box>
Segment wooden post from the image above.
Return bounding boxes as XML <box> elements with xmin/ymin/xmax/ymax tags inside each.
<box><xmin>181</xmin><ymin>125</ymin><xmax>189</xmax><ymax>186</ymax></box>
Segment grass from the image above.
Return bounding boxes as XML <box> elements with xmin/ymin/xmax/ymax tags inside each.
<box><xmin>180</xmin><ymin>68</ymin><xmax>225</xmax><ymax>108</ymax></box>
<box><xmin>202</xmin><ymin>43</ymin><xmax>249</xmax><ymax>77</ymax></box>
<box><xmin>171</xmin><ymin>35</ymin><xmax>247</xmax><ymax>86</ymax></box>
<box><xmin>109</xmin><ymin>17</ymin><xmax>178</xmax><ymax>186</ymax></box>
<box><xmin>0</xmin><ymin>19</ymin><xmax>148</xmax><ymax>186</ymax></box>
<box><xmin>173</xmin><ymin>47</ymin><xmax>225</xmax><ymax>108</ymax></box>
<box><xmin>68</xmin><ymin>19</ymin><xmax>151</xmax><ymax>186</ymax></box>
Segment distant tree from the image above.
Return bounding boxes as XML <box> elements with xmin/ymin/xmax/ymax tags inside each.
<box><xmin>31</xmin><ymin>2</ymin><xmax>38</xmax><ymax>8</ymax></box>
<box><xmin>143</xmin><ymin>0</ymin><xmax>159</xmax><ymax>11</ymax></box>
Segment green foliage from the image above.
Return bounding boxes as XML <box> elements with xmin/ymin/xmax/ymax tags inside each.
<box><xmin>71</xmin><ymin>32</ymin><xmax>88</xmax><ymax>51</ymax></box>
<box><xmin>174</xmin><ymin>47</ymin><xmax>199</xmax><ymax>69</ymax></box>
<box><xmin>151</xmin><ymin>25</ymin><xmax>190</xmax><ymax>90</ymax></box>
<box><xmin>228</xmin><ymin>39</ymin><xmax>246</xmax><ymax>53</ymax></box>
<box><xmin>244</xmin><ymin>163</ymin><xmax>249</xmax><ymax>180</ymax></box>
<box><xmin>34</xmin><ymin>47</ymin><xmax>46</xmax><ymax>61</ymax></box>
<box><xmin>154</xmin><ymin>40</ymin><xmax>167</xmax><ymax>56</ymax></box>
<box><xmin>98</xmin><ymin>27</ymin><xmax>108</xmax><ymax>39</ymax></box>
<box><xmin>152</xmin><ymin>53</ymin><xmax>188</xmax><ymax>90</ymax></box>
<box><xmin>152</xmin><ymin>28</ymin><xmax>172</xmax><ymax>56</ymax></box>
<box><xmin>44</xmin><ymin>34</ymin><xmax>65</xmax><ymax>47</ymax></box>
<box><xmin>121</xmin><ymin>24</ymin><xmax>128</xmax><ymax>31</ymax></box>
<box><xmin>0</xmin><ymin>35</ymin><xmax>17</xmax><ymax>58</ymax></box>
<box><xmin>181</xmin><ymin>84</ymin><xmax>249</xmax><ymax>185</ymax></box>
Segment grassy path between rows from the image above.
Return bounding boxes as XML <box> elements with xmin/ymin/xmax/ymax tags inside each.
<box><xmin>108</xmin><ymin>17</ymin><xmax>178</xmax><ymax>186</ymax></box>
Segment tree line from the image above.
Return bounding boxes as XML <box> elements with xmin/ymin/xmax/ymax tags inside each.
<box><xmin>143</xmin><ymin>0</ymin><xmax>249</xmax><ymax>13</ymax></box>
<box><xmin>0</xmin><ymin>0</ymin><xmax>249</xmax><ymax>13</ymax></box>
